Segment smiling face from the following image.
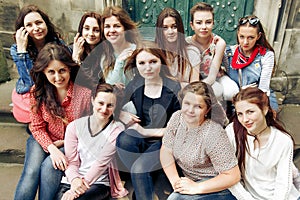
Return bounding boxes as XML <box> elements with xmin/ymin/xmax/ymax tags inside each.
<box><xmin>24</xmin><ymin>12</ymin><xmax>48</xmax><ymax>42</ymax></box>
<box><xmin>103</xmin><ymin>15</ymin><xmax>126</xmax><ymax>46</ymax></box>
<box><xmin>163</xmin><ymin>16</ymin><xmax>178</xmax><ymax>44</ymax></box>
<box><xmin>92</xmin><ymin>91</ymin><xmax>116</xmax><ymax>121</ymax></box>
<box><xmin>136</xmin><ymin>50</ymin><xmax>162</xmax><ymax>80</ymax></box>
<box><xmin>190</xmin><ymin>10</ymin><xmax>213</xmax><ymax>40</ymax></box>
<box><xmin>237</xmin><ymin>25</ymin><xmax>261</xmax><ymax>56</ymax></box>
<box><xmin>81</xmin><ymin>17</ymin><xmax>101</xmax><ymax>46</ymax></box>
<box><xmin>43</xmin><ymin>60</ymin><xmax>70</xmax><ymax>90</ymax></box>
<box><xmin>235</xmin><ymin>100</ymin><xmax>268</xmax><ymax>134</ymax></box>
<box><xmin>181</xmin><ymin>92</ymin><xmax>209</xmax><ymax>128</ymax></box>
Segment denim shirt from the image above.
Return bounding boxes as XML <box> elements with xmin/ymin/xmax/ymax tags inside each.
<box><xmin>11</xmin><ymin>39</ymin><xmax>68</xmax><ymax>94</ymax></box>
<box><xmin>227</xmin><ymin>51</ymin><xmax>263</xmax><ymax>87</ymax></box>
<box><xmin>10</xmin><ymin>44</ymin><xmax>34</xmax><ymax>94</ymax></box>
<box><xmin>227</xmin><ymin>46</ymin><xmax>278</xmax><ymax>110</ymax></box>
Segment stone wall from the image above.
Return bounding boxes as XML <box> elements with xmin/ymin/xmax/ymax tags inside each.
<box><xmin>0</xmin><ymin>0</ymin><xmax>20</xmax><ymax>57</ymax></box>
<box><xmin>0</xmin><ymin>0</ymin><xmax>122</xmax><ymax>57</ymax></box>
<box><xmin>0</xmin><ymin>0</ymin><xmax>296</xmax><ymax>66</ymax></box>
<box><xmin>253</xmin><ymin>0</ymin><xmax>282</xmax><ymax>45</ymax></box>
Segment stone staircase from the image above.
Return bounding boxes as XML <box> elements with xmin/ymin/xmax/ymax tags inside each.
<box><xmin>0</xmin><ymin>60</ymin><xmax>28</xmax><ymax>200</ymax></box>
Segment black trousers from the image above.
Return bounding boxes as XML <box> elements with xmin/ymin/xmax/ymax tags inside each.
<box><xmin>55</xmin><ymin>183</ymin><xmax>110</xmax><ymax>200</ymax></box>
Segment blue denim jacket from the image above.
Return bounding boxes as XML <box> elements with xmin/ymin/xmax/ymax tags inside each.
<box><xmin>10</xmin><ymin>44</ymin><xmax>34</xmax><ymax>94</ymax></box>
<box><xmin>227</xmin><ymin>49</ymin><xmax>262</xmax><ymax>87</ymax></box>
<box><xmin>11</xmin><ymin>39</ymin><xmax>68</xmax><ymax>94</ymax></box>
<box><xmin>226</xmin><ymin>45</ymin><xmax>278</xmax><ymax>110</ymax></box>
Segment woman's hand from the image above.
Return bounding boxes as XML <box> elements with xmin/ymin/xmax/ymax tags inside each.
<box><xmin>72</xmin><ymin>33</ymin><xmax>85</xmax><ymax>63</ymax></box>
<box><xmin>213</xmin><ymin>35</ymin><xmax>221</xmax><ymax>44</ymax></box>
<box><xmin>128</xmin><ymin>123</ymin><xmax>143</xmax><ymax>133</ymax></box>
<box><xmin>53</xmin><ymin>140</ymin><xmax>64</xmax><ymax>148</ymax></box>
<box><xmin>61</xmin><ymin>189</ymin><xmax>78</xmax><ymax>200</ymax></box>
<box><xmin>174</xmin><ymin>177</ymin><xmax>201</xmax><ymax>195</ymax></box>
<box><xmin>16</xmin><ymin>27</ymin><xmax>29</xmax><ymax>53</ymax></box>
<box><xmin>119</xmin><ymin>111</ymin><xmax>141</xmax><ymax>127</ymax></box>
<box><xmin>118</xmin><ymin>48</ymin><xmax>134</xmax><ymax>62</ymax></box>
<box><xmin>114</xmin><ymin>82</ymin><xmax>125</xmax><ymax>90</ymax></box>
<box><xmin>48</xmin><ymin>144</ymin><xmax>68</xmax><ymax>171</ymax></box>
<box><xmin>70</xmin><ymin>177</ymin><xmax>90</xmax><ymax>196</ymax></box>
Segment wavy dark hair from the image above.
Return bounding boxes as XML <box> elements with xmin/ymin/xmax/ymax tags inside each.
<box><xmin>75</xmin><ymin>12</ymin><xmax>104</xmax><ymax>89</ymax></box>
<box><xmin>30</xmin><ymin>43</ymin><xmax>79</xmax><ymax>118</ymax></box>
<box><xmin>155</xmin><ymin>7</ymin><xmax>192</xmax><ymax>82</ymax></box>
<box><xmin>232</xmin><ymin>87</ymin><xmax>292</xmax><ymax>176</ymax></box>
<box><xmin>101</xmin><ymin>6</ymin><xmax>141</xmax><ymax>78</ymax></box>
<box><xmin>77</xmin><ymin>12</ymin><xmax>102</xmax><ymax>61</ymax></box>
<box><xmin>14</xmin><ymin>4</ymin><xmax>62</xmax><ymax>61</ymax></box>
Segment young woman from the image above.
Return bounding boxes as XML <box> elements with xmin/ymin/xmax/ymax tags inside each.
<box><xmin>14</xmin><ymin>43</ymin><xmax>91</xmax><ymax>200</ymax></box>
<box><xmin>186</xmin><ymin>2</ymin><xmax>239</xmax><ymax>102</ymax></box>
<box><xmin>10</xmin><ymin>4</ymin><xmax>67</xmax><ymax>123</ymax></box>
<box><xmin>155</xmin><ymin>7</ymin><xmax>200</xmax><ymax>87</ymax></box>
<box><xmin>56</xmin><ymin>83</ymin><xmax>128</xmax><ymax>200</ymax></box>
<box><xmin>160</xmin><ymin>81</ymin><xmax>239</xmax><ymax>200</ymax></box>
<box><xmin>227</xmin><ymin>15</ymin><xmax>278</xmax><ymax>111</ymax></box>
<box><xmin>100</xmin><ymin>6</ymin><xmax>140</xmax><ymax>89</ymax></box>
<box><xmin>71</xmin><ymin>12</ymin><xmax>105</xmax><ymax>89</ymax></box>
<box><xmin>226</xmin><ymin>87</ymin><xmax>300</xmax><ymax>200</ymax></box>
<box><xmin>116</xmin><ymin>41</ymin><xmax>181</xmax><ymax>200</ymax></box>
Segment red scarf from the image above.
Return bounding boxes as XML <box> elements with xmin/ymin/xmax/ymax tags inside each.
<box><xmin>231</xmin><ymin>45</ymin><xmax>266</xmax><ymax>69</ymax></box>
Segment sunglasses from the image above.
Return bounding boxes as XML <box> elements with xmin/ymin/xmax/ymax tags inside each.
<box><xmin>239</xmin><ymin>17</ymin><xmax>260</xmax><ymax>26</ymax></box>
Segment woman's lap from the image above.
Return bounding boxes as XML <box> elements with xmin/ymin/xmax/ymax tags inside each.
<box><xmin>55</xmin><ymin>183</ymin><xmax>110</xmax><ymax>200</ymax></box>
<box><xmin>167</xmin><ymin>189</ymin><xmax>237</xmax><ymax>200</ymax></box>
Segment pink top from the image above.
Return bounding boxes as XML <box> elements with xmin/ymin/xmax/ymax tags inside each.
<box><xmin>29</xmin><ymin>82</ymin><xmax>91</xmax><ymax>152</ymax></box>
<box><xmin>64</xmin><ymin>116</ymin><xmax>128</xmax><ymax>198</ymax></box>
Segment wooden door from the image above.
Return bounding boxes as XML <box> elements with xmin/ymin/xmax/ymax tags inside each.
<box><xmin>125</xmin><ymin>0</ymin><xmax>253</xmax><ymax>44</ymax></box>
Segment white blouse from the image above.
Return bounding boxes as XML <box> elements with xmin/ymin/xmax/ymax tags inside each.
<box><xmin>226</xmin><ymin>123</ymin><xmax>300</xmax><ymax>200</ymax></box>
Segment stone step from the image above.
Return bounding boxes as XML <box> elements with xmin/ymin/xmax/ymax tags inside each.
<box><xmin>0</xmin><ymin>113</ymin><xmax>28</xmax><ymax>158</ymax></box>
<box><xmin>0</xmin><ymin>114</ymin><xmax>35</xmax><ymax>200</ymax></box>
<box><xmin>0</xmin><ymin>163</ymin><xmax>23</xmax><ymax>200</ymax></box>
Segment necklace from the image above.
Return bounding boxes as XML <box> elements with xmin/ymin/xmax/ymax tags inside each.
<box><xmin>247</xmin><ymin>126</ymin><xmax>268</xmax><ymax>140</ymax></box>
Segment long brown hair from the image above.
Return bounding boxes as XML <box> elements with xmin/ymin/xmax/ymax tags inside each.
<box><xmin>101</xmin><ymin>6</ymin><xmax>140</xmax><ymax>78</ymax></box>
<box><xmin>237</xmin><ymin>15</ymin><xmax>276</xmax><ymax>70</ymax></box>
<box><xmin>14</xmin><ymin>4</ymin><xmax>62</xmax><ymax>61</ymax></box>
<box><xmin>30</xmin><ymin>43</ymin><xmax>79</xmax><ymax>118</ymax></box>
<box><xmin>124</xmin><ymin>41</ymin><xmax>173</xmax><ymax>80</ymax></box>
<box><xmin>232</xmin><ymin>87</ymin><xmax>292</xmax><ymax>176</ymax></box>
<box><xmin>155</xmin><ymin>7</ymin><xmax>192</xmax><ymax>82</ymax></box>
<box><xmin>77</xmin><ymin>12</ymin><xmax>102</xmax><ymax>61</ymax></box>
<box><xmin>237</xmin><ymin>15</ymin><xmax>274</xmax><ymax>52</ymax></box>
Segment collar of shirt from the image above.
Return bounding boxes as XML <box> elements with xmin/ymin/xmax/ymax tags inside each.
<box><xmin>61</xmin><ymin>81</ymin><xmax>74</xmax><ymax>107</ymax></box>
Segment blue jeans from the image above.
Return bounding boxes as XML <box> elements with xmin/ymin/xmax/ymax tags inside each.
<box><xmin>116</xmin><ymin>129</ymin><xmax>165</xmax><ymax>200</ymax></box>
<box><xmin>14</xmin><ymin>135</ymin><xmax>64</xmax><ymax>200</ymax></box>
<box><xmin>167</xmin><ymin>189</ymin><xmax>237</xmax><ymax>200</ymax></box>
<box><xmin>269</xmin><ymin>91</ymin><xmax>279</xmax><ymax>111</ymax></box>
